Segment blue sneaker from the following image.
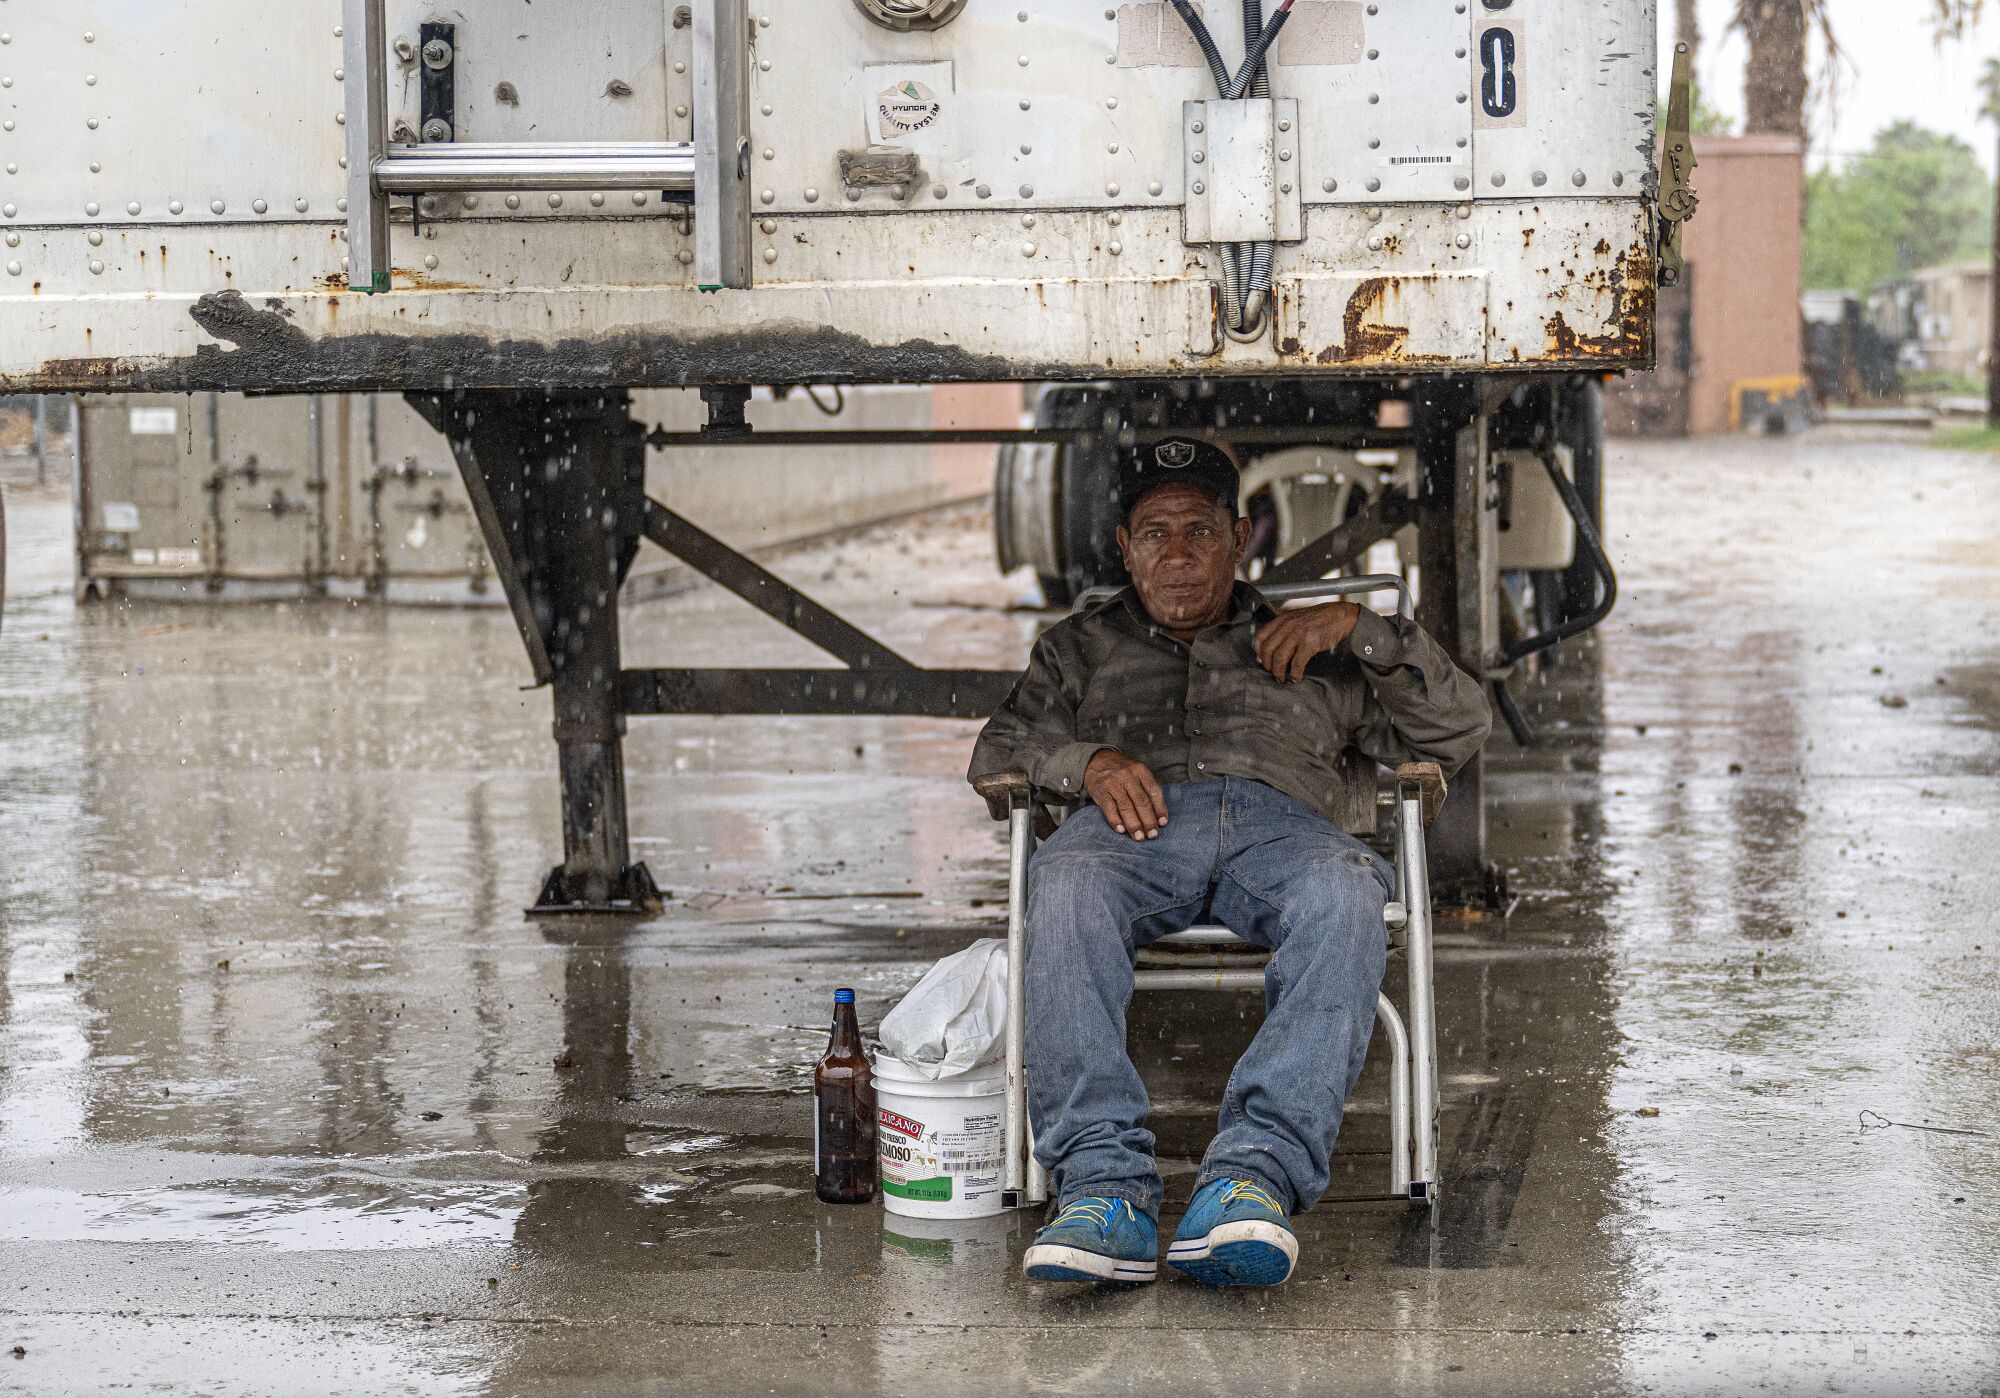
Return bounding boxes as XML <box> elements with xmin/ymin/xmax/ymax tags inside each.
<box><xmin>1166</xmin><ymin>1178</ymin><xmax>1298</xmax><ymax>1287</ymax></box>
<box><xmin>1022</xmin><ymin>1197</ymin><xmax>1158</xmax><ymax>1284</ymax></box>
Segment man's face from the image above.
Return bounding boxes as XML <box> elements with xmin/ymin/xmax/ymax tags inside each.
<box><xmin>1117</xmin><ymin>484</ymin><xmax>1251</xmax><ymax>635</ymax></box>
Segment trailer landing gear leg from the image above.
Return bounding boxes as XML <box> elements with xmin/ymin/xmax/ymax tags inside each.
<box><xmin>417</xmin><ymin>389</ymin><xmax>662</xmax><ymax>917</ymax></box>
<box><xmin>1415</xmin><ymin>382</ymin><xmax>1507</xmax><ymax>913</ymax></box>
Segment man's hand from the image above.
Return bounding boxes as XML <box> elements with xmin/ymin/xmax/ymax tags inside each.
<box><xmin>1084</xmin><ymin>748</ymin><xmax>1169</xmax><ymax>840</ymax></box>
<box><xmin>1254</xmin><ymin>601</ymin><xmax>1361</xmax><ymax>683</ymax></box>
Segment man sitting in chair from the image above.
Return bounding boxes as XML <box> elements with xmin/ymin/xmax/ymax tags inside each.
<box><xmin>967</xmin><ymin>437</ymin><xmax>1491</xmax><ymax>1288</ymax></box>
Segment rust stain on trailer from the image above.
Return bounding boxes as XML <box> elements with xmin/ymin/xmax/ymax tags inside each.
<box><xmin>1308</xmin><ymin>277</ymin><xmax>1452</xmax><ymax>367</ymax></box>
<box><xmin>1542</xmin><ymin>242</ymin><xmax>1654</xmax><ymax>361</ymax></box>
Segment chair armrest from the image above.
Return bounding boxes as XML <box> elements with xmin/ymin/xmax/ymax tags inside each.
<box><xmin>972</xmin><ymin>770</ymin><xmax>1035</xmax><ymax>823</ymax></box>
<box><xmin>1395</xmin><ymin>761</ymin><xmax>1447</xmax><ymax>830</ymax></box>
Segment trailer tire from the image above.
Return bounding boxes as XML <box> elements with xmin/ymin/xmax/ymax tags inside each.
<box><xmin>992</xmin><ymin>386</ymin><xmax>1130</xmax><ymax>607</ymax></box>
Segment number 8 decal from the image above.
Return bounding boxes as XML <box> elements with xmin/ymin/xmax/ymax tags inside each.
<box><xmin>1480</xmin><ymin>27</ymin><xmax>1517</xmax><ymax>119</ymax></box>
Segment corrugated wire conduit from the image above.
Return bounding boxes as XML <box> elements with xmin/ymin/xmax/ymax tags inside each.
<box><xmin>1172</xmin><ymin>0</ymin><xmax>1298</xmax><ymax>342</ymax></box>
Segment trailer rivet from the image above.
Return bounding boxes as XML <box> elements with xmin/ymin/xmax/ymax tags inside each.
<box><xmin>675</xmin><ymin>104</ymin><xmax>689</xmax><ymax>118</ymax></box>
<box><xmin>1020</xmin><ymin>98</ymin><xmax>1032</xmax><ymax>111</ymax></box>
<box><xmin>1572</xmin><ymin>169</ymin><xmax>1587</xmax><ymax>187</ymax></box>
<box><xmin>88</xmin><ymin>229</ymin><xmax>102</xmax><ymax>246</ymax></box>
<box><xmin>760</xmin><ymin>189</ymin><xmax>775</xmax><ymax>204</ymax></box>
<box><xmin>505</xmin><ymin>194</ymin><xmax>521</xmax><ymax>209</ymax></box>
<box><xmin>1020</xmin><ymin>183</ymin><xmax>1034</xmax><ymax>198</ymax></box>
<box><xmin>1454</xmin><ymin>176</ymin><xmax>1470</xmax><ymax>191</ymax></box>
<box><xmin>1367</xmin><ymin>49</ymin><xmax>1378</xmax><ymax>60</ymax></box>
<box><xmin>334</xmin><ymin>112</ymin><xmax>345</xmax><ymax>125</ymax></box>
<box><xmin>590</xmin><ymin>192</ymin><xmax>605</xmax><ymax>207</ymax></box>
<box><xmin>1107</xmin><ymin>211</ymin><xmax>1121</xmax><ymax>225</ymax></box>
<box><xmin>4</xmin><ymin>233</ymin><xmax>16</xmax><ymax>247</ymax></box>
<box><xmin>90</xmin><ymin>161</ymin><xmax>102</xmax><ymax>174</ymax></box>
<box><xmin>1612</xmin><ymin>172</ymin><xmax>1625</xmax><ymax>187</ymax></box>
<box><xmin>86</xmin><ymin>74</ymin><xmax>97</xmax><ymax>86</ymax></box>
<box><xmin>87</xmin><ymin>117</ymin><xmax>99</xmax><ymax>129</ymax></box>
<box><xmin>1365</xmin><ymin>177</ymin><xmax>1380</xmax><ymax>192</ymax></box>
<box><xmin>1455</xmin><ymin>232</ymin><xmax>1471</xmax><ymax>249</ymax></box>
<box><xmin>1455</xmin><ymin>92</ymin><xmax>1467</xmax><ymax>104</ymax></box>
<box><xmin>761</xmin><ymin>218</ymin><xmax>777</xmax><ymax>233</ymax></box>
<box><xmin>1</xmin><ymin>204</ymin><xmax>14</xmax><ymax>218</ymax></box>
<box><xmin>762</xmin><ymin>104</ymin><xmax>773</xmax><ymax>116</ymax></box>
<box><xmin>678</xmin><ymin>249</ymin><xmax>693</xmax><ymax>264</ymax></box>
<box><xmin>296</xmin><ymin>198</ymin><xmax>311</xmax><ymax>213</ymax></box>
<box><xmin>632</xmin><ymin>191</ymin><xmax>647</xmax><ymax>205</ymax></box>
<box><xmin>1368</xmin><ymin>138</ymin><xmax>1380</xmax><ymax>150</ymax></box>
<box><xmin>763</xmin><ymin>147</ymin><xmax>775</xmax><ymax>161</ymax></box>
<box><xmin>5</xmin><ymin>261</ymin><xmax>18</xmax><ymax>276</ymax></box>
<box><xmin>1456</xmin><ymin>47</ymin><xmax>1466</xmax><ymax>59</ymax></box>
<box><xmin>759</xmin><ymin>58</ymin><xmax>771</xmax><ymax>71</ymax></box>
<box><xmin>1021</xmin><ymin>213</ymin><xmax>1036</xmax><ymax>228</ymax></box>
<box><xmin>1279</xmin><ymin>148</ymin><xmax>1291</xmax><ymax>161</ymax></box>
<box><xmin>1020</xmin><ymin>143</ymin><xmax>1033</xmax><ymax>155</ymax></box>
<box><xmin>84</xmin><ymin>201</ymin><xmax>99</xmax><ymax>216</ymax></box>
<box><xmin>1191</xmin><ymin>121</ymin><xmax>1204</xmax><ymax>135</ymax></box>
<box><xmin>674</xmin><ymin>61</ymin><xmax>686</xmax><ymax>75</ymax></box>
<box><xmin>804</xmin><ymin>187</ymin><xmax>820</xmax><ymax>202</ymax></box>
<box><xmin>845</xmin><ymin>187</ymin><xmax>861</xmax><ymax>201</ymax></box>
<box><xmin>1</xmin><ymin>121</ymin><xmax>10</xmax><ymax>131</ymax></box>
<box><xmin>336</xmin><ymin>197</ymin><xmax>348</xmax><ymax>212</ymax></box>
<box><xmin>1148</xmin><ymin>181</ymin><xmax>1162</xmax><ymax>195</ymax></box>
<box><xmin>423</xmin><ymin>254</ymin><xmax>438</xmax><ymax>270</ymax></box>
<box><xmin>1278</xmin><ymin>119</ymin><xmax>1292</xmax><ymax>132</ymax></box>
<box><xmin>1322</xmin><ymin>177</ymin><xmax>1335</xmax><ymax>193</ymax></box>
<box><xmin>1022</xmin><ymin>241</ymin><xmax>1036</xmax><ymax>257</ymax></box>
<box><xmin>549</xmin><ymin>193</ymin><xmax>564</xmax><ymax>208</ymax></box>
<box><xmin>1106</xmin><ymin>182</ymin><xmax>1120</xmax><ymax>197</ymax></box>
<box><xmin>1280</xmin><ymin>181</ymin><xmax>1291</xmax><ymax>194</ymax></box>
<box><xmin>1107</xmin><ymin>142</ymin><xmax>1119</xmax><ymax>154</ymax></box>
<box><xmin>1457</xmin><ymin>203</ymin><xmax>1471</xmax><ymax>218</ymax></box>
<box><xmin>763</xmin><ymin>246</ymin><xmax>778</xmax><ymax>263</ymax></box>
<box><xmin>1191</xmin><ymin>180</ymin><xmax>1204</xmax><ymax>194</ymax></box>
<box><xmin>1367</xmin><ymin>93</ymin><xmax>1378</xmax><ymax>104</ymax></box>
<box><xmin>253</xmin><ymin>198</ymin><xmax>269</xmax><ymax>214</ymax></box>
<box><xmin>169</xmin><ymin>200</ymin><xmax>183</xmax><ymax>215</ymax></box>
<box><xmin>1106</xmin><ymin>96</ymin><xmax>1118</xmax><ymax>109</ymax></box>
<box><xmin>420</xmin><ymin>196</ymin><xmax>437</xmax><ymax>214</ymax></box>
<box><xmin>759</xmin><ymin>14</ymin><xmax>771</xmax><ymax>26</ymax></box>
<box><xmin>1531</xmin><ymin>170</ymin><xmax>1547</xmax><ymax>187</ymax></box>
<box><xmin>335</xmin><ymin>68</ymin><xmax>344</xmax><ymax>82</ymax></box>
<box><xmin>0</xmin><ymin>34</ymin><xmax>9</xmax><ymax>45</ymax></box>
<box><xmin>89</xmin><ymin>258</ymin><xmax>103</xmax><ymax>274</ymax></box>
<box><xmin>1367</xmin><ymin>235</ymin><xmax>1381</xmax><ymax>251</ymax></box>
<box><xmin>1191</xmin><ymin>151</ymin><xmax>1203</xmax><ymax>164</ymax></box>
<box><xmin>932</xmin><ymin>183</ymin><xmax>947</xmax><ymax>199</ymax></box>
<box><xmin>84</xmin><ymin>31</ymin><xmax>95</xmax><ymax>42</ymax></box>
<box><xmin>1490</xmin><ymin>172</ymin><xmax>1505</xmax><ymax>187</ymax></box>
<box><xmin>1108</xmin><ymin>240</ymin><xmax>1122</xmax><ymax>255</ymax></box>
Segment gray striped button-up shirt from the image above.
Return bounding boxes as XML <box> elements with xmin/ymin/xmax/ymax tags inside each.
<box><xmin>968</xmin><ymin>583</ymin><xmax>1492</xmax><ymax>832</ymax></box>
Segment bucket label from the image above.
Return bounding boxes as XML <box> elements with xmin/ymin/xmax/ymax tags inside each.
<box><xmin>878</xmin><ymin>1099</ymin><xmax>1003</xmax><ymax>1211</ymax></box>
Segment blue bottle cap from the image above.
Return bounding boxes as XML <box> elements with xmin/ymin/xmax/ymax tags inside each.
<box><xmin>833</xmin><ymin>988</ymin><xmax>855</xmax><ymax>1004</ymax></box>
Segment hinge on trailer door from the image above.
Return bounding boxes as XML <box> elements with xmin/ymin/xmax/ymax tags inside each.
<box><xmin>1656</xmin><ymin>41</ymin><xmax>1700</xmax><ymax>289</ymax></box>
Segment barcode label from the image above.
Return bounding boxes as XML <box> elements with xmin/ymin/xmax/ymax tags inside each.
<box><xmin>1389</xmin><ymin>154</ymin><xmax>1454</xmax><ymax>165</ymax></box>
<box><xmin>942</xmin><ymin>1157</ymin><xmax>1002</xmax><ymax>1175</ymax></box>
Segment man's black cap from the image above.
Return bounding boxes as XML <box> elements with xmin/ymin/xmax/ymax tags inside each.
<box><xmin>1117</xmin><ymin>437</ymin><xmax>1240</xmax><ymax>520</ymax></box>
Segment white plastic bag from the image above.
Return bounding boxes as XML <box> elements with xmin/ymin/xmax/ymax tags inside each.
<box><xmin>877</xmin><ymin>938</ymin><xmax>1009</xmax><ymax>1080</ymax></box>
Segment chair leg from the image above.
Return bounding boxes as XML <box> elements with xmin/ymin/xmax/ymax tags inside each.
<box><xmin>1374</xmin><ymin>992</ymin><xmax>1412</xmax><ymax>1200</ymax></box>
<box><xmin>1002</xmin><ymin>805</ymin><xmax>1034</xmax><ymax>1209</ymax></box>
<box><xmin>1397</xmin><ymin>793</ymin><xmax>1440</xmax><ymax>1203</ymax></box>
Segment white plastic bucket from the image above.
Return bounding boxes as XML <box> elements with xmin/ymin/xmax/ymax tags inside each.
<box><xmin>873</xmin><ymin>1052</ymin><xmax>1007</xmax><ymax>1219</ymax></box>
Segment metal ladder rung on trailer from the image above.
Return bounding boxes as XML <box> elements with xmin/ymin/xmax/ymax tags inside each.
<box><xmin>340</xmin><ymin>0</ymin><xmax>749</xmax><ymax>293</ymax></box>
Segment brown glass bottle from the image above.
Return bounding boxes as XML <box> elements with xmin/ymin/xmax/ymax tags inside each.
<box><xmin>814</xmin><ymin>988</ymin><xmax>878</xmax><ymax>1204</ymax></box>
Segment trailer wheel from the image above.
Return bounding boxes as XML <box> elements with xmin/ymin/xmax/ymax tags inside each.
<box><xmin>991</xmin><ymin>386</ymin><xmax>1130</xmax><ymax>607</ymax></box>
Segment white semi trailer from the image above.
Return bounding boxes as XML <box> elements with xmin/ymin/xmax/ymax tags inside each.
<box><xmin>0</xmin><ymin>0</ymin><xmax>1687</xmax><ymax>910</ymax></box>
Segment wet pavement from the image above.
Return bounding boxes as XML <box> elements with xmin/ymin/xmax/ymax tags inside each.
<box><xmin>3</xmin><ymin>426</ymin><xmax>1999</xmax><ymax>1396</ymax></box>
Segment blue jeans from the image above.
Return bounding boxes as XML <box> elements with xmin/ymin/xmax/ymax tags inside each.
<box><xmin>1025</xmin><ymin>776</ymin><xmax>1393</xmax><ymax>1217</ymax></box>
